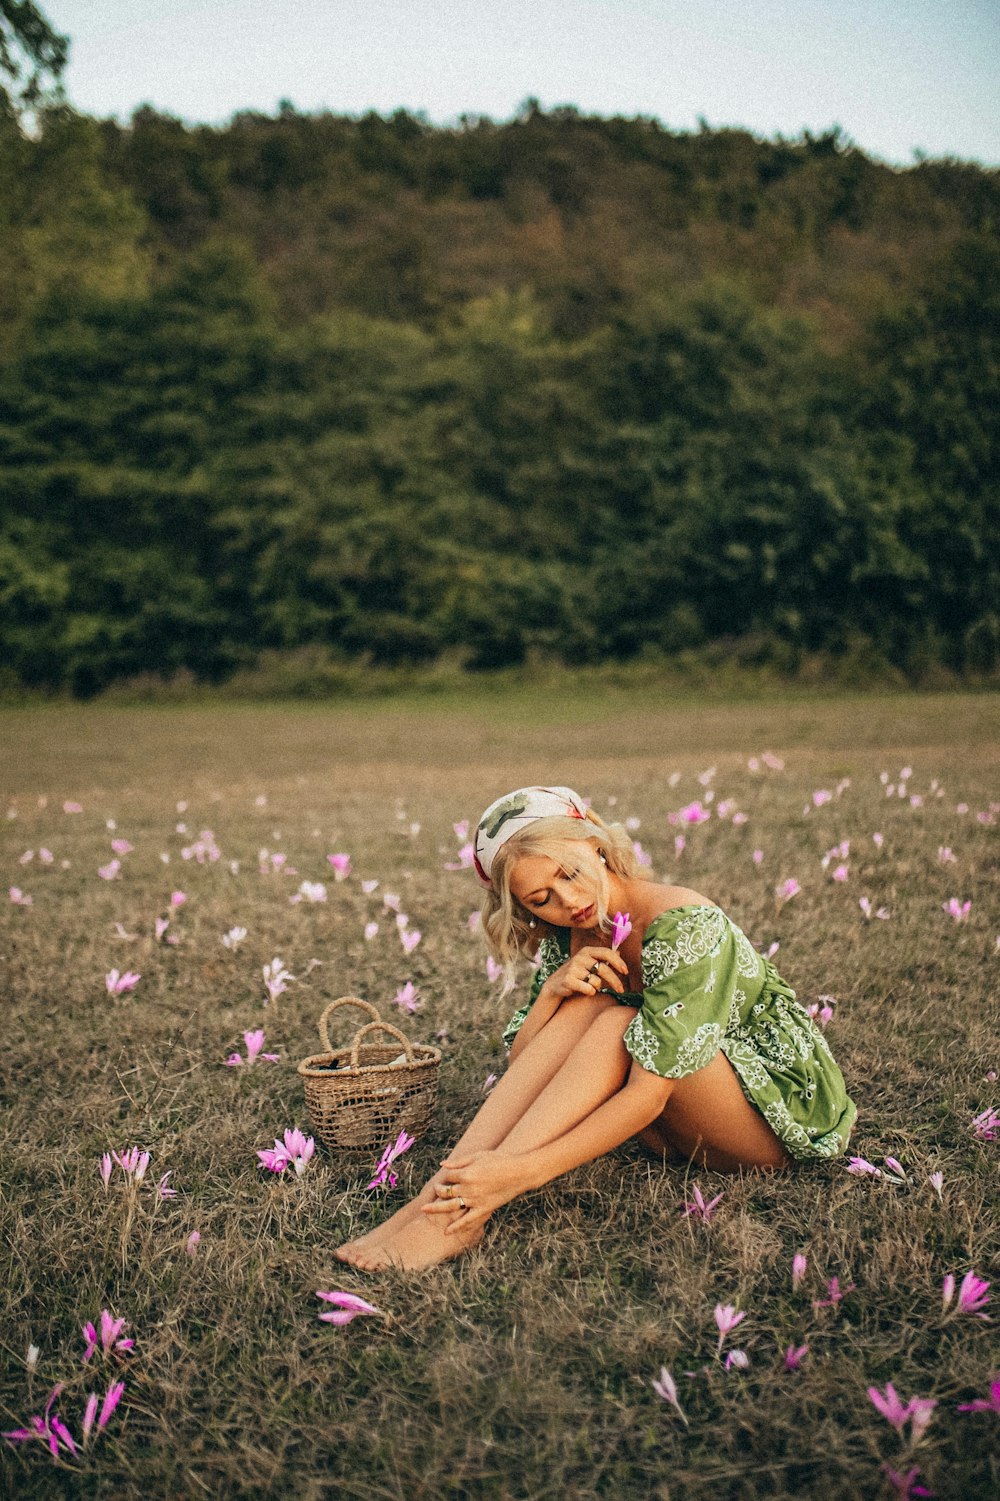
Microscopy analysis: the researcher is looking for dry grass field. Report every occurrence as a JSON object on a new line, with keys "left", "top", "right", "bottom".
{"left": 2, "top": 690, "right": 998, "bottom": 1499}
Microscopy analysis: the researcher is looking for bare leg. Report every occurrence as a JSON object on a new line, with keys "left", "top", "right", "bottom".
{"left": 641, "top": 1050, "right": 792, "bottom": 1172}
{"left": 335, "top": 995, "right": 618, "bottom": 1260}
{"left": 344, "top": 1007, "right": 637, "bottom": 1270}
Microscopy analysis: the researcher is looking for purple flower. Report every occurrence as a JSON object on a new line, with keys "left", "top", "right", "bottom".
{"left": 366, "top": 1130, "right": 416, "bottom": 1191}
{"left": 105, "top": 969, "right": 141, "bottom": 996}
{"left": 400, "top": 927, "right": 422, "bottom": 954}
{"left": 724, "top": 1349, "right": 749, "bottom": 1371}
{"left": 651, "top": 1366, "right": 688, "bottom": 1424}
{"left": 391, "top": 981, "right": 421, "bottom": 1013}
{"left": 847, "top": 1156, "right": 882, "bottom": 1179}
{"left": 972, "top": 1107, "right": 1000, "bottom": 1142}
{"left": 316, "top": 1291, "right": 381, "bottom": 1325}
{"left": 257, "top": 1127, "right": 315, "bottom": 1176}
{"left": 942, "top": 1270, "right": 990, "bottom": 1317}
{"left": 82, "top": 1310, "right": 133, "bottom": 1364}
{"left": 813, "top": 1276, "right": 855, "bottom": 1308}
{"left": 957, "top": 1377, "right": 1000, "bottom": 1416}
{"left": 713, "top": 1303, "right": 746, "bottom": 1352}
{"left": 881, "top": 1464, "right": 935, "bottom": 1499}
{"left": 681, "top": 1184, "right": 723, "bottom": 1222}
{"left": 2, "top": 1384, "right": 78, "bottom": 1460}
{"left": 791, "top": 1252, "right": 808, "bottom": 1290}
{"left": 611, "top": 911, "right": 632, "bottom": 950}
{"left": 775, "top": 877, "right": 800, "bottom": 905}
{"left": 784, "top": 1344, "right": 809, "bottom": 1371}
{"left": 943, "top": 897, "right": 971, "bottom": 922}
{"left": 327, "top": 853, "right": 352, "bottom": 881}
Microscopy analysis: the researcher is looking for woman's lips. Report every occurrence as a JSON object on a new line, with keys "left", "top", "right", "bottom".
{"left": 572, "top": 903, "right": 595, "bottom": 924}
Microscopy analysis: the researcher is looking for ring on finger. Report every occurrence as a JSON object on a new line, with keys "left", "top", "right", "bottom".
{"left": 590, "top": 961, "right": 601, "bottom": 975}
{"left": 458, "top": 1197, "right": 467, "bottom": 1210}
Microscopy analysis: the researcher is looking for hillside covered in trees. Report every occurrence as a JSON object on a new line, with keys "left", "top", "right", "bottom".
{"left": 1, "top": 100, "right": 998, "bottom": 693}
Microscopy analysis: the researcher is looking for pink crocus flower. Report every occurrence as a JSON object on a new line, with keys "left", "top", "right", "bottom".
{"left": 443, "top": 842, "right": 475, "bottom": 871}
{"left": 928, "top": 1171, "right": 944, "bottom": 1201}
{"left": 957, "top": 1377, "right": 1000, "bottom": 1416}
{"left": 872, "top": 832, "right": 884, "bottom": 849}
{"left": 752, "top": 849, "right": 764, "bottom": 866}
{"left": 847, "top": 1156, "right": 882, "bottom": 1178}
{"left": 170, "top": 890, "right": 186, "bottom": 908}
{"left": 942, "top": 1271, "right": 990, "bottom": 1317}
{"left": 366, "top": 1129, "right": 416, "bottom": 1191}
{"left": 110, "top": 839, "right": 133, "bottom": 856}
{"left": 111, "top": 1147, "right": 151, "bottom": 1182}
{"left": 154, "top": 916, "right": 170, "bottom": 942}
{"left": 327, "top": 853, "right": 352, "bottom": 880}
{"left": 674, "top": 834, "right": 686, "bottom": 859}
{"left": 315, "top": 1291, "right": 381, "bottom": 1325}
{"left": 453, "top": 820, "right": 470, "bottom": 841}
{"left": 784, "top": 1344, "right": 809, "bottom": 1371}
{"left": 82, "top": 1311, "right": 133, "bottom": 1364}
{"left": 713, "top": 1303, "right": 746, "bottom": 1352}
{"left": 868, "top": 1382, "right": 915, "bottom": 1435}
{"left": 482, "top": 1073, "right": 498, "bottom": 1094}
{"left": 391, "top": 981, "right": 421, "bottom": 1013}
{"left": 361, "top": 879, "right": 379, "bottom": 894}
{"left": 382, "top": 891, "right": 401, "bottom": 912}
{"left": 105, "top": 969, "right": 141, "bottom": 996}
{"left": 881, "top": 1464, "right": 935, "bottom": 1499}
{"left": 943, "top": 897, "right": 971, "bottom": 922}
{"left": 972, "top": 1108, "right": 1000, "bottom": 1141}
{"left": 262, "top": 957, "right": 293, "bottom": 1005}
{"left": 859, "top": 896, "right": 891, "bottom": 920}
{"left": 185, "top": 1229, "right": 202, "bottom": 1255}
{"left": 2, "top": 1383, "right": 78, "bottom": 1460}
{"left": 611, "top": 911, "right": 632, "bottom": 950}
{"left": 650, "top": 1367, "right": 688, "bottom": 1424}
{"left": 98, "top": 860, "right": 121, "bottom": 881}
{"left": 681, "top": 1184, "right": 723, "bottom": 1222}
{"left": 99, "top": 1153, "right": 113, "bottom": 1188}
{"left": 256, "top": 1127, "right": 314, "bottom": 1176}
{"left": 814, "top": 1276, "right": 855, "bottom": 1308}
{"left": 64, "top": 801, "right": 83, "bottom": 813}
{"left": 792, "top": 1252, "right": 808, "bottom": 1290}
{"left": 831, "top": 864, "right": 849, "bottom": 883}
{"left": 9, "top": 886, "right": 33, "bottom": 905}
{"left": 724, "top": 1349, "right": 749, "bottom": 1371}
{"left": 486, "top": 955, "right": 504, "bottom": 983}
{"left": 937, "top": 846, "right": 957, "bottom": 865}
{"left": 364, "top": 921, "right": 379, "bottom": 941}
{"left": 400, "top": 927, "right": 422, "bottom": 954}
{"left": 677, "top": 800, "right": 711, "bottom": 825}
{"left": 775, "top": 877, "right": 800, "bottom": 905}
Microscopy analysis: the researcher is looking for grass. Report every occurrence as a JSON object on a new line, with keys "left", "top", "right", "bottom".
{"left": 1, "top": 692, "right": 998, "bottom": 1499}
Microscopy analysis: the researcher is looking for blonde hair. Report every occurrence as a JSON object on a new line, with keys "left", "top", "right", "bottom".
{"left": 481, "top": 808, "right": 644, "bottom": 987}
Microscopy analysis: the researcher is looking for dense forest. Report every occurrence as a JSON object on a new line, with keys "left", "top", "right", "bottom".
{"left": 1, "top": 91, "right": 998, "bottom": 693}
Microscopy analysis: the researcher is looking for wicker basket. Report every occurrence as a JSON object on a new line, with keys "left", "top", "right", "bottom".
{"left": 297, "top": 996, "right": 441, "bottom": 1150}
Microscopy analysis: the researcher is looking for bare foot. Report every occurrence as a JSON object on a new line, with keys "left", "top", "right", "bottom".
{"left": 334, "top": 1184, "right": 437, "bottom": 1261}
{"left": 340, "top": 1210, "right": 483, "bottom": 1270}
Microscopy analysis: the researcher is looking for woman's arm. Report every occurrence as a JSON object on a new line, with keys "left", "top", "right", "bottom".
{"left": 431, "top": 1064, "right": 674, "bottom": 1233}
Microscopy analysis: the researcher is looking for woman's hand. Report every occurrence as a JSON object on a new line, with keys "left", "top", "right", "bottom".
{"left": 544, "top": 945, "right": 628, "bottom": 1001}
{"left": 421, "top": 1150, "right": 526, "bottom": 1236}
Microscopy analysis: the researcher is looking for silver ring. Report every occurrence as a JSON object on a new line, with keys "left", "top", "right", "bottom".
{"left": 458, "top": 1197, "right": 467, "bottom": 1210}
{"left": 590, "top": 962, "right": 601, "bottom": 975}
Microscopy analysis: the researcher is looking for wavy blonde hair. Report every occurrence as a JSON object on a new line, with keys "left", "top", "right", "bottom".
{"left": 481, "top": 808, "right": 645, "bottom": 987}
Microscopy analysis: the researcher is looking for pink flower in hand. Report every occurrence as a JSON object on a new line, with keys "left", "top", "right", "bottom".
{"left": 611, "top": 911, "right": 632, "bottom": 949}
{"left": 316, "top": 1291, "right": 381, "bottom": 1325}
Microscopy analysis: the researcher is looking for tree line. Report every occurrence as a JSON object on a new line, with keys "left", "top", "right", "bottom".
{"left": 0, "top": 96, "right": 998, "bottom": 693}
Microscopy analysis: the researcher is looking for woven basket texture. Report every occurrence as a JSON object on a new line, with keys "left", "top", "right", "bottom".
{"left": 297, "top": 997, "right": 441, "bottom": 1150}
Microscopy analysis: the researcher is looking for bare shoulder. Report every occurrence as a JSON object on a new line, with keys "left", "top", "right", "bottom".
{"left": 630, "top": 881, "right": 716, "bottom": 928}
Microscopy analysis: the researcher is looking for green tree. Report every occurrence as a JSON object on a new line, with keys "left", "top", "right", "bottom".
{"left": 0, "top": 0, "right": 67, "bottom": 115}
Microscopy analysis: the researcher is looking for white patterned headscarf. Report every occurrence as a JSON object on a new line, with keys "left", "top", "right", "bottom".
{"left": 473, "top": 786, "right": 590, "bottom": 887}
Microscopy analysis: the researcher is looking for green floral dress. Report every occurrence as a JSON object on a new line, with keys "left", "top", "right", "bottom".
{"left": 503, "top": 904, "right": 856, "bottom": 1162}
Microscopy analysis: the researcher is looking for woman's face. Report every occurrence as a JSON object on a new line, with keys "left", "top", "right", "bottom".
{"left": 507, "top": 841, "right": 604, "bottom": 928}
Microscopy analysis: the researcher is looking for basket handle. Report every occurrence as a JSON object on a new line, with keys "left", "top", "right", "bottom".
{"left": 318, "top": 996, "right": 381, "bottom": 1052}
{"left": 349, "top": 1020, "right": 416, "bottom": 1070}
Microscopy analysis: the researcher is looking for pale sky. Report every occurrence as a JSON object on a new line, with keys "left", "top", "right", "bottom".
{"left": 51, "top": 0, "right": 1000, "bottom": 165}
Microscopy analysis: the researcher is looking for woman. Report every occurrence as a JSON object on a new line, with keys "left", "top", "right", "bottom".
{"left": 335, "top": 785, "right": 856, "bottom": 1270}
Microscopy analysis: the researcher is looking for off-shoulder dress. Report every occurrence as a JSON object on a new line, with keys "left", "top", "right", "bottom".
{"left": 502, "top": 904, "right": 856, "bottom": 1161}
